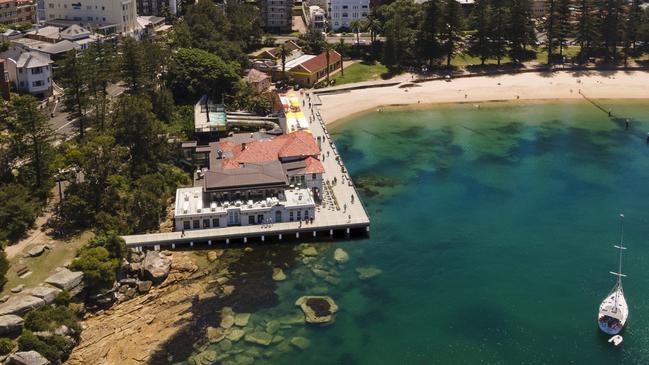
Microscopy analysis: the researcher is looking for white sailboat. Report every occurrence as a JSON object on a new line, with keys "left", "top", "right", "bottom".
{"left": 597, "top": 214, "right": 629, "bottom": 335}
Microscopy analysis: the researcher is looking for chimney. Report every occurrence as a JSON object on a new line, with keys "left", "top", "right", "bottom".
{"left": 0, "top": 60, "right": 9, "bottom": 102}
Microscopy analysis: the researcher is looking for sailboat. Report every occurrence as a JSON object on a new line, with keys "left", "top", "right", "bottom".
{"left": 597, "top": 214, "right": 629, "bottom": 335}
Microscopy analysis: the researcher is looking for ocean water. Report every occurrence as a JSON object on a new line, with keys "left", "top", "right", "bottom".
{"left": 179, "top": 100, "right": 649, "bottom": 365}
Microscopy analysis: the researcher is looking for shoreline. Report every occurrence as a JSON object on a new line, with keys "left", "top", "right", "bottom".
{"left": 318, "top": 70, "right": 649, "bottom": 126}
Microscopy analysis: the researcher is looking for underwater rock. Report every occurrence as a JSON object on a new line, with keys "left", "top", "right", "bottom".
{"left": 191, "top": 350, "right": 217, "bottom": 365}
{"left": 333, "top": 248, "right": 349, "bottom": 264}
{"left": 356, "top": 266, "right": 382, "bottom": 280}
{"left": 277, "top": 312, "right": 305, "bottom": 326}
{"left": 221, "top": 314, "right": 235, "bottom": 329}
{"left": 227, "top": 328, "right": 245, "bottom": 342}
{"left": 265, "top": 320, "right": 280, "bottom": 335}
{"left": 234, "top": 313, "right": 251, "bottom": 327}
{"left": 295, "top": 296, "right": 339, "bottom": 324}
{"left": 272, "top": 268, "right": 286, "bottom": 281}
{"left": 290, "top": 336, "right": 311, "bottom": 350}
{"left": 206, "top": 326, "right": 226, "bottom": 343}
{"left": 244, "top": 331, "right": 273, "bottom": 346}
{"left": 301, "top": 246, "right": 318, "bottom": 257}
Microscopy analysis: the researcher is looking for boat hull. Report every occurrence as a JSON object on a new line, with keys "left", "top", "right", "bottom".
{"left": 598, "top": 317, "right": 624, "bottom": 335}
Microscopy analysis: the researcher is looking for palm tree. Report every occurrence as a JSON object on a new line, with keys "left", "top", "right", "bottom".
{"left": 350, "top": 19, "right": 364, "bottom": 51}
{"left": 365, "top": 12, "right": 380, "bottom": 44}
{"left": 325, "top": 44, "right": 332, "bottom": 85}
{"left": 337, "top": 38, "right": 345, "bottom": 76}
{"left": 277, "top": 44, "right": 290, "bottom": 79}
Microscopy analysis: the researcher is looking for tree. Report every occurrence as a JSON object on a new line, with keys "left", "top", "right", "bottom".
{"left": 120, "top": 37, "right": 148, "bottom": 94}
{"left": 168, "top": 48, "right": 240, "bottom": 101}
{"left": 7, "top": 95, "right": 54, "bottom": 195}
{"left": 81, "top": 43, "right": 116, "bottom": 131}
{"left": 546, "top": 0, "right": 557, "bottom": 64}
{"left": 299, "top": 28, "right": 327, "bottom": 54}
{"left": 508, "top": 0, "right": 536, "bottom": 61}
{"left": 490, "top": 0, "right": 509, "bottom": 65}
{"left": 58, "top": 49, "right": 88, "bottom": 140}
{"left": 69, "top": 246, "right": 120, "bottom": 294}
{"left": 417, "top": 0, "right": 443, "bottom": 67}
{"left": 0, "top": 183, "right": 39, "bottom": 243}
{"left": 365, "top": 12, "right": 381, "bottom": 44}
{"left": 440, "top": 0, "right": 464, "bottom": 68}
{"left": 350, "top": 19, "right": 365, "bottom": 52}
{"left": 152, "top": 86, "right": 175, "bottom": 122}
{"left": 555, "top": 0, "right": 572, "bottom": 58}
{"left": 468, "top": 0, "right": 492, "bottom": 65}
{"left": 277, "top": 43, "right": 290, "bottom": 79}
{"left": 600, "top": 0, "right": 623, "bottom": 62}
{"left": 576, "top": 0, "right": 600, "bottom": 63}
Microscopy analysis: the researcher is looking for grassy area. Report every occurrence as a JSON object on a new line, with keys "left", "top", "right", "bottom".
{"left": 2, "top": 231, "right": 93, "bottom": 296}
{"left": 333, "top": 62, "right": 389, "bottom": 85}
{"left": 452, "top": 53, "right": 512, "bottom": 67}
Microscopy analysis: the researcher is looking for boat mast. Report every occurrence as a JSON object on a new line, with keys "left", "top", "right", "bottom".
{"left": 611, "top": 214, "right": 626, "bottom": 309}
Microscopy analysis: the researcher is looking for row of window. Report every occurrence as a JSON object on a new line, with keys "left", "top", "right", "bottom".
{"left": 334, "top": 4, "right": 368, "bottom": 10}
{"left": 19, "top": 79, "right": 49, "bottom": 88}
{"left": 181, "top": 209, "right": 312, "bottom": 230}
{"left": 332, "top": 12, "right": 367, "bottom": 18}
{"left": 48, "top": 3, "right": 107, "bottom": 10}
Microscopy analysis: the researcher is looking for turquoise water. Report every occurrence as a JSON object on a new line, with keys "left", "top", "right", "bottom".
{"left": 177, "top": 100, "right": 649, "bottom": 365}
{"left": 271, "top": 101, "right": 649, "bottom": 364}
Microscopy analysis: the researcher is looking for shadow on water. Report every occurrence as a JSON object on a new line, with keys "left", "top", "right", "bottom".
{"left": 148, "top": 243, "right": 300, "bottom": 364}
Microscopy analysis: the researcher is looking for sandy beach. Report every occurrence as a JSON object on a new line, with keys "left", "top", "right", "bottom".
{"left": 318, "top": 70, "right": 649, "bottom": 124}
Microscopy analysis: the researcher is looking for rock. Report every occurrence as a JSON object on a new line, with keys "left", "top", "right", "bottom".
{"left": 226, "top": 328, "right": 245, "bottom": 342}
{"left": 290, "top": 336, "right": 311, "bottom": 350}
{"left": 45, "top": 269, "right": 83, "bottom": 291}
{"left": 191, "top": 350, "right": 217, "bottom": 365}
{"left": 277, "top": 312, "right": 305, "bottom": 326}
{"left": 6, "top": 351, "right": 50, "bottom": 365}
{"left": 128, "top": 262, "right": 141, "bottom": 274}
{"left": 29, "top": 286, "right": 62, "bottom": 304}
{"left": 53, "top": 325, "right": 72, "bottom": 336}
{"left": 216, "top": 277, "right": 229, "bottom": 285}
{"left": 206, "top": 250, "right": 222, "bottom": 262}
{"left": 333, "top": 248, "right": 349, "bottom": 264}
{"left": 0, "top": 295, "right": 9, "bottom": 303}
{"left": 0, "top": 314, "right": 24, "bottom": 335}
{"left": 244, "top": 331, "right": 273, "bottom": 346}
{"left": 272, "top": 268, "right": 286, "bottom": 281}
{"left": 312, "top": 268, "right": 329, "bottom": 279}
{"left": 324, "top": 275, "right": 341, "bottom": 286}
{"left": 220, "top": 314, "right": 235, "bottom": 329}
{"left": 234, "top": 313, "right": 250, "bottom": 327}
{"left": 233, "top": 354, "right": 254, "bottom": 365}
{"left": 265, "top": 320, "right": 280, "bottom": 335}
{"left": 222, "top": 285, "right": 235, "bottom": 296}
{"left": 295, "top": 296, "right": 339, "bottom": 324}
{"left": 356, "top": 266, "right": 382, "bottom": 280}
{"left": 272, "top": 335, "right": 284, "bottom": 344}
{"left": 243, "top": 247, "right": 253, "bottom": 252}
{"left": 27, "top": 245, "right": 47, "bottom": 257}
{"left": 0, "top": 295, "right": 46, "bottom": 316}
{"left": 11, "top": 285, "right": 24, "bottom": 293}
{"left": 301, "top": 246, "right": 318, "bottom": 256}
{"left": 206, "top": 326, "right": 225, "bottom": 343}
{"left": 142, "top": 251, "right": 172, "bottom": 284}
{"left": 136, "top": 280, "right": 152, "bottom": 294}
{"left": 119, "top": 278, "right": 137, "bottom": 287}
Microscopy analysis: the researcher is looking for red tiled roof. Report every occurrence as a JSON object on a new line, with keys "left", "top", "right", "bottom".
{"left": 218, "top": 131, "right": 320, "bottom": 166}
{"left": 296, "top": 50, "right": 341, "bottom": 74}
{"left": 304, "top": 156, "right": 325, "bottom": 174}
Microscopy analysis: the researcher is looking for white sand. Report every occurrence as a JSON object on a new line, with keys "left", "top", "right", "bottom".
{"left": 318, "top": 71, "right": 649, "bottom": 124}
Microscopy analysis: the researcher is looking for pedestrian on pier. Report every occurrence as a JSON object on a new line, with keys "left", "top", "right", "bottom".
{"left": 181, "top": 229, "right": 185, "bottom": 238}
{"left": 351, "top": 194, "right": 354, "bottom": 204}
{"left": 343, "top": 203, "right": 347, "bottom": 212}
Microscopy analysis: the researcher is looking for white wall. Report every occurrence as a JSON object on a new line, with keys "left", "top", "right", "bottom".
{"left": 44, "top": 0, "right": 137, "bottom": 34}
{"left": 6, "top": 56, "right": 52, "bottom": 95}
{"left": 327, "top": 0, "right": 369, "bottom": 31}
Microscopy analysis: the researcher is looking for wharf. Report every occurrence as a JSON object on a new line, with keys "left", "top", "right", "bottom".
{"left": 122, "top": 92, "right": 370, "bottom": 250}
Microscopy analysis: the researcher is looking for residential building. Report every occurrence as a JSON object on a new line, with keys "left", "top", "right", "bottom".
{"left": 327, "top": 0, "right": 368, "bottom": 31}
{"left": 135, "top": 0, "right": 176, "bottom": 16}
{"left": 309, "top": 5, "right": 326, "bottom": 30}
{"left": 0, "top": 0, "right": 17, "bottom": 25}
{"left": 0, "top": 59, "right": 10, "bottom": 100}
{"left": 43, "top": 0, "right": 138, "bottom": 35}
{"left": 174, "top": 130, "right": 324, "bottom": 231}
{"left": 260, "top": 0, "right": 293, "bottom": 33}
{"left": 244, "top": 68, "right": 271, "bottom": 94}
{"left": 36, "top": 0, "right": 42, "bottom": 20}
{"left": 16, "top": 0, "right": 35, "bottom": 23}
{"left": 531, "top": 0, "right": 547, "bottom": 18}
{"left": 136, "top": 15, "right": 171, "bottom": 38}
{"left": 285, "top": 49, "right": 342, "bottom": 87}
{"left": 4, "top": 49, "right": 52, "bottom": 96}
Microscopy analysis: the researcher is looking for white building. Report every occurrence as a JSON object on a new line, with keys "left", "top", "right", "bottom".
{"left": 4, "top": 50, "right": 52, "bottom": 96}
{"left": 43, "top": 0, "right": 137, "bottom": 35}
{"left": 309, "top": 5, "right": 326, "bottom": 30}
{"left": 327, "top": 0, "right": 368, "bottom": 31}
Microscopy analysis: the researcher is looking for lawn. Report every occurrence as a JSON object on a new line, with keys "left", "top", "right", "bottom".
{"left": 2, "top": 231, "right": 93, "bottom": 296}
{"left": 333, "top": 62, "right": 389, "bottom": 85}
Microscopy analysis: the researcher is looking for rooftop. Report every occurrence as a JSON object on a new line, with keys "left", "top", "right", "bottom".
{"left": 14, "top": 51, "right": 52, "bottom": 68}
{"left": 203, "top": 161, "right": 288, "bottom": 191}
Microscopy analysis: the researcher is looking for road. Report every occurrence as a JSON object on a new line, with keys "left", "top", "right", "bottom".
{"left": 50, "top": 82, "right": 127, "bottom": 140}
{"left": 269, "top": 34, "right": 383, "bottom": 45}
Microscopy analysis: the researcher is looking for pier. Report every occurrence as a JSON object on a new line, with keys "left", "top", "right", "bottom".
{"left": 122, "top": 91, "right": 370, "bottom": 250}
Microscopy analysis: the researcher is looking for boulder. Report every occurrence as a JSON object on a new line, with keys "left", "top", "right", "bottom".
{"left": 27, "top": 245, "right": 47, "bottom": 257}
{"left": 234, "top": 313, "right": 250, "bottom": 327}
{"left": 119, "top": 278, "right": 137, "bottom": 287}
{"left": 233, "top": 354, "right": 254, "bottom": 365}
{"left": 0, "top": 295, "right": 46, "bottom": 316}
{"left": 206, "top": 326, "right": 225, "bottom": 343}
{"left": 142, "top": 251, "right": 171, "bottom": 284}
{"left": 137, "top": 280, "right": 152, "bottom": 293}
{"left": 53, "top": 325, "right": 72, "bottom": 337}
{"left": 11, "top": 285, "right": 24, "bottom": 294}
{"left": 0, "top": 314, "right": 24, "bottom": 335}
{"left": 271, "top": 268, "right": 286, "bottom": 281}
{"left": 290, "top": 336, "right": 311, "bottom": 350}
{"left": 191, "top": 350, "right": 217, "bottom": 365}
{"left": 265, "top": 320, "right": 280, "bottom": 334}
{"left": 333, "top": 248, "right": 349, "bottom": 264}
{"left": 45, "top": 269, "right": 83, "bottom": 291}
{"left": 301, "top": 246, "right": 318, "bottom": 257}
{"left": 244, "top": 331, "right": 273, "bottom": 346}
{"left": 29, "top": 286, "right": 62, "bottom": 304}
{"left": 207, "top": 250, "right": 222, "bottom": 262}
{"left": 295, "top": 296, "right": 339, "bottom": 324}
{"left": 226, "top": 328, "right": 245, "bottom": 342}
{"left": 220, "top": 314, "right": 235, "bottom": 329}
{"left": 356, "top": 266, "right": 382, "bottom": 280}
{"left": 6, "top": 351, "right": 50, "bottom": 365}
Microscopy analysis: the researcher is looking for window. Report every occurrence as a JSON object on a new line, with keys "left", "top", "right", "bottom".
{"left": 342, "top": 5, "right": 348, "bottom": 8}
{"left": 183, "top": 221, "right": 190, "bottom": 230}
{"left": 304, "top": 210, "right": 309, "bottom": 219}
{"left": 31, "top": 67, "right": 42, "bottom": 75}
{"left": 212, "top": 218, "right": 219, "bottom": 227}
{"left": 297, "top": 210, "right": 302, "bottom": 220}
{"left": 32, "top": 80, "right": 44, "bottom": 87}
{"left": 312, "top": 173, "right": 316, "bottom": 179}
{"left": 203, "top": 219, "right": 210, "bottom": 228}
{"left": 193, "top": 220, "right": 200, "bottom": 229}
{"left": 257, "top": 215, "right": 263, "bottom": 224}
{"left": 289, "top": 211, "right": 294, "bottom": 221}
{"left": 248, "top": 215, "right": 255, "bottom": 225}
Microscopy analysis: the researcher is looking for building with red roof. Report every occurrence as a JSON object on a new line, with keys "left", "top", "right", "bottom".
{"left": 287, "top": 50, "right": 342, "bottom": 88}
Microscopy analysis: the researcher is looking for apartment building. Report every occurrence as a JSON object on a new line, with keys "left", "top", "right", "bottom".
{"left": 16, "top": 0, "right": 36, "bottom": 23}
{"left": 327, "top": 0, "right": 369, "bottom": 31}
{"left": 260, "top": 0, "right": 293, "bottom": 33}
{"left": 4, "top": 50, "right": 53, "bottom": 96}
{"left": 135, "top": 0, "right": 177, "bottom": 16}
{"left": 43, "top": 0, "right": 138, "bottom": 35}
{"left": 0, "top": 0, "right": 17, "bottom": 25}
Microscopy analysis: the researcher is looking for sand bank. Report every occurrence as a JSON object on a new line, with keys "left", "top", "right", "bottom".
{"left": 318, "top": 70, "right": 649, "bottom": 125}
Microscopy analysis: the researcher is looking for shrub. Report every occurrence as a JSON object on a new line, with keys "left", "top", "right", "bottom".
{"left": 18, "top": 331, "right": 71, "bottom": 362}
{"left": 0, "top": 338, "right": 14, "bottom": 355}
{"left": 24, "top": 306, "right": 81, "bottom": 334}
